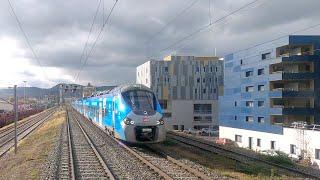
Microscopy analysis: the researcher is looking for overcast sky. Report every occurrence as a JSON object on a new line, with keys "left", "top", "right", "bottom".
{"left": 0, "top": 0, "right": 319, "bottom": 88}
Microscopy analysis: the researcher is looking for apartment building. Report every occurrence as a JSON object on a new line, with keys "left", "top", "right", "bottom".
{"left": 137, "top": 55, "right": 224, "bottom": 130}
{"left": 219, "top": 35, "right": 320, "bottom": 167}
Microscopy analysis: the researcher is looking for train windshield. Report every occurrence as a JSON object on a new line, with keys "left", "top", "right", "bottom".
{"left": 122, "top": 90, "right": 156, "bottom": 115}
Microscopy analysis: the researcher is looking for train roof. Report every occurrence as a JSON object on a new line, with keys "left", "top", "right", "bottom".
{"left": 108, "top": 84, "right": 151, "bottom": 94}
{"left": 82, "top": 84, "right": 152, "bottom": 99}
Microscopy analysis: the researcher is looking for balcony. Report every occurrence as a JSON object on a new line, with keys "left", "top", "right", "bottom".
{"left": 270, "top": 107, "right": 315, "bottom": 115}
{"left": 269, "top": 71, "right": 316, "bottom": 81}
{"left": 271, "top": 115, "right": 315, "bottom": 126}
{"left": 269, "top": 88, "right": 314, "bottom": 98}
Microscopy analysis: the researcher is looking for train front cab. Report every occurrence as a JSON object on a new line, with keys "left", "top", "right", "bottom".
{"left": 115, "top": 89, "right": 166, "bottom": 143}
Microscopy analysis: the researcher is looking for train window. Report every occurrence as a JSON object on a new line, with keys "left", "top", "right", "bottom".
{"left": 122, "top": 90, "right": 156, "bottom": 114}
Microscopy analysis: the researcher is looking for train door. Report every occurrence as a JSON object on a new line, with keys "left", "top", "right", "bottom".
{"left": 111, "top": 100, "right": 115, "bottom": 134}
{"left": 98, "top": 100, "right": 103, "bottom": 126}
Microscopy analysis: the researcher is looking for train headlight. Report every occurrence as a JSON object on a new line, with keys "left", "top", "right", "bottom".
{"left": 157, "top": 118, "right": 164, "bottom": 125}
{"left": 124, "top": 117, "right": 134, "bottom": 125}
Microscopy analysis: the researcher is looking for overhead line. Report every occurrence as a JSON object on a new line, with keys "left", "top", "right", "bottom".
{"left": 73, "top": 0, "right": 102, "bottom": 80}
{"left": 75, "top": 0, "right": 118, "bottom": 82}
{"left": 233, "top": 22, "right": 320, "bottom": 54}
{"left": 7, "top": 0, "right": 49, "bottom": 80}
{"left": 156, "top": 0, "right": 260, "bottom": 55}
{"left": 146, "top": 0, "right": 199, "bottom": 44}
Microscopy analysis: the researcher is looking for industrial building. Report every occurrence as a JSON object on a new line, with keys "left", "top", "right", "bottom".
{"left": 219, "top": 35, "right": 320, "bottom": 167}
{"left": 137, "top": 55, "right": 223, "bottom": 130}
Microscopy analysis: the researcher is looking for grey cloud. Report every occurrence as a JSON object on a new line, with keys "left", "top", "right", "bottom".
{"left": 0, "top": 0, "right": 319, "bottom": 87}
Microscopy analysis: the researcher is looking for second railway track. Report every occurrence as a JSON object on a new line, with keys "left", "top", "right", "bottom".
{"left": 0, "top": 107, "right": 56, "bottom": 157}
{"left": 167, "top": 131, "right": 320, "bottom": 179}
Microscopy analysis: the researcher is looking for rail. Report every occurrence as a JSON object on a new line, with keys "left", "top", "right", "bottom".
{"left": 167, "top": 131, "right": 320, "bottom": 179}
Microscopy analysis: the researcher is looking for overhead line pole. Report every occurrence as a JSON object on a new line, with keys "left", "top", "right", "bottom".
{"left": 13, "top": 85, "right": 18, "bottom": 154}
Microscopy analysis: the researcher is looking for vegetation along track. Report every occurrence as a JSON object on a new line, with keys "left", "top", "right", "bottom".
{"left": 167, "top": 131, "right": 320, "bottom": 179}
{"left": 69, "top": 107, "right": 213, "bottom": 180}
{"left": 0, "top": 107, "right": 56, "bottom": 157}
{"left": 57, "top": 109, "right": 114, "bottom": 179}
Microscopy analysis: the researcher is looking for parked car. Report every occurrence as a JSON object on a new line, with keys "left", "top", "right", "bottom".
{"left": 183, "top": 128, "right": 200, "bottom": 135}
{"left": 261, "top": 150, "right": 278, "bottom": 156}
{"left": 288, "top": 154, "right": 301, "bottom": 162}
{"left": 215, "top": 138, "right": 235, "bottom": 146}
{"left": 199, "top": 128, "right": 219, "bottom": 136}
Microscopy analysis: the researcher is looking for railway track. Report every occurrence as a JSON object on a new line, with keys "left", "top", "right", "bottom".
{"left": 69, "top": 108, "right": 213, "bottom": 180}
{"left": 0, "top": 107, "right": 56, "bottom": 157}
{"left": 58, "top": 110, "right": 114, "bottom": 179}
{"left": 167, "top": 131, "right": 320, "bottom": 179}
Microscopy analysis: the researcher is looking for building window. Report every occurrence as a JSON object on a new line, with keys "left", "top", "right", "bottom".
{"left": 258, "top": 85, "right": 265, "bottom": 92}
{"left": 203, "top": 89, "right": 206, "bottom": 94}
{"left": 159, "top": 100, "right": 168, "bottom": 109}
{"left": 164, "top": 67, "right": 168, "bottom": 72}
{"left": 245, "top": 70, "right": 253, "bottom": 77}
{"left": 246, "top": 116, "right": 254, "bottom": 122}
{"left": 290, "top": 144, "right": 296, "bottom": 154}
{"left": 210, "top": 66, "right": 213, "bottom": 72}
{"left": 262, "top": 52, "right": 271, "bottom": 60}
{"left": 195, "top": 88, "right": 197, "bottom": 94}
{"left": 240, "top": 59, "right": 243, "bottom": 65}
{"left": 215, "top": 77, "right": 218, "bottom": 83}
{"left": 197, "top": 78, "right": 200, "bottom": 83}
{"left": 216, "top": 67, "right": 218, "bottom": 72}
{"left": 204, "top": 116, "right": 212, "bottom": 122}
{"left": 245, "top": 86, "right": 254, "bottom": 92}
{"left": 235, "top": 135, "right": 242, "bottom": 143}
{"left": 209, "top": 78, "right": 212, "bottom": 82}
{"left": 203, "top": 67, "right": 206, "bottom": 72}
{"left": 257, "top": 138, "right": 261, "bottom": 147}
{"left": 234, "top": 116, "right": 237, "bottom": 120}
{"left": 246, "top": 101, "right": 254, "bottom": 107}
{"left": 194, "top": 116, "right": 202, "bottom": 121}
{"left": 173, "top": 125, "right": 179, "bottom": 130}
{"left": 194, "top": 104, "right": 212, "bottom": 114}
{"left": 258, "top": 68, "right": 265, "bottom": 75}
{"left": 258, "top": 117, "right": 265, "bottom": 123}
{"left": 167, "top": 78, "right": 170, "bottom": 83}
{"left": 258, "top": 101, "right": 264, "bottom": 107}
{"left": 315, "top": 149, "right": 320, "bottom": 160}
{"left": 213, "top": 88, "right": 217, "bottom": 93}
{"left": 203, "top": 78, "right": 206, "bottom": 83}
{"left": 271, "top": 141, "right": 276, "bottom": 149}
{"left": 163, "top": 113, "right": 172, "bottom": 118}
{"left": 196, "top": 67, "right": 200, "bottom": 73}
{"left": 235, "top": 101, "right": 237, "bottom": 107}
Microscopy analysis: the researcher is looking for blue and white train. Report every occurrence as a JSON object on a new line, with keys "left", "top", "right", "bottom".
{"left": 72, "top": 84, "right": 166, "bottom": 143}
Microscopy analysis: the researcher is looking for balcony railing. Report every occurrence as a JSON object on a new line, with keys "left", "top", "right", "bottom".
{"left": 193, "top": 110, "right": 212, "bottom": 114}
{"left": 270, "top": 88, "right": 313, "bottom": 92}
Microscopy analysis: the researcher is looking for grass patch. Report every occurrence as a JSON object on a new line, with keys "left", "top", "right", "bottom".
{"left": 235, "top": 161, "right": 278, "bottom": 176}
{"left": 262, "top": 151, "right": 295, "bottom": 167}
{"left": 0, "top": 110, "right": 65, "bottom": 180}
